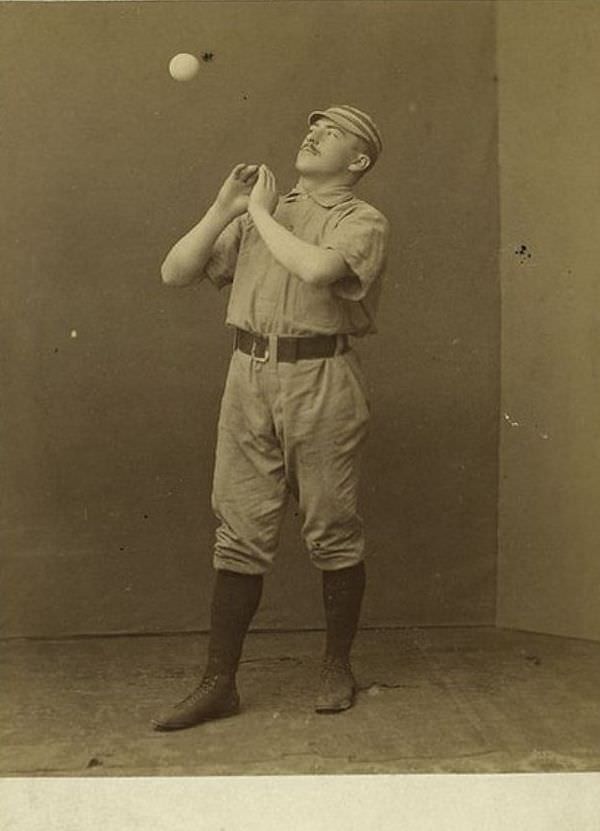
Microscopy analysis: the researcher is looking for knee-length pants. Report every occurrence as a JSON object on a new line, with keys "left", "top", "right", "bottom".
{"left": 211, "top": 342, "right": 370, "bottom": 574}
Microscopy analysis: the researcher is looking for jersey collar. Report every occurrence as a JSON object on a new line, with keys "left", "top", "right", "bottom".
{"left": 283, "top": 181, "right": 355, "bottom": 208}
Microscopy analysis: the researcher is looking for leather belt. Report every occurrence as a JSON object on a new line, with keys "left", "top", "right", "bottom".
{"left": 234, "top": 328, "right": 349, "bottom": 363}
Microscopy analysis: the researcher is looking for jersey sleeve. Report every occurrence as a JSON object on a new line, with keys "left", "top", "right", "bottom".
{"left": 203, "top": 215, "right": 245, "bottom": 289}
{"left": 323, "top": 204, "right": 390, "bottom": 301}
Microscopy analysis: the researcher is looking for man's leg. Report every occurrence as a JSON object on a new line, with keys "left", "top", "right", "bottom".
{"left": 316, "top": 561, "right": 366, "bottom": 712}
{"left": 280, "top": 350, "right": 371, "bottom": 712}
{"left": 152, "top": 351, "right": 287, "bottom": 731}
{"left": 152, "top": 569, "right": 263, "bottom": 731}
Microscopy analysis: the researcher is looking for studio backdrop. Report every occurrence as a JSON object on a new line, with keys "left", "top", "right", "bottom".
{"left": 1, "top": 1, "right": 499, "bottom": 637}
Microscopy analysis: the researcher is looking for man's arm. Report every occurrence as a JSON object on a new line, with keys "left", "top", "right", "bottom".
{"left": 248, "top": 166, "right": 349, "bottom": 287}
{"left": 161, "top": 163, "right": 259, "bottom": 287}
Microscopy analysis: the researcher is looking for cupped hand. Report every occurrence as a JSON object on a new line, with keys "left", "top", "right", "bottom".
{"left": 248, "top": 165, "right": 279, "bottom": 217}
{"left": 215, "top": 163, "right": 260, "bottom": 217}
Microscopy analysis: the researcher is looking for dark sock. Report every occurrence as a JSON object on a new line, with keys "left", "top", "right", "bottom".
{"left": 205, "top": 569, "right": 263, "bottom": 677}
{"left": 322, "top": 562, "right": 366, "bottom": 661}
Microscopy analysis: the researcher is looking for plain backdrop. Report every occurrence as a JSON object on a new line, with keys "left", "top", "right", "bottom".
{"left": 1, "top": 1, "right": 499, "bottom": 637}
{"left": 497, "top": 0, "right": 600, "bottom": 642}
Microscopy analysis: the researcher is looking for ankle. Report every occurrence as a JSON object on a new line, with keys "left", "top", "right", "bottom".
{"left": 323, "top": 653, "right": 352, "bottom": 668}
{"left": 204, "top": 663, "right": 238, "bottom": 681}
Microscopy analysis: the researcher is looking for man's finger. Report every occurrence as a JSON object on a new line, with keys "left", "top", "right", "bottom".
{"left": 231, "top": 163, "right": 247, "bottom": 179}
{"left": 240, "top": 164, "right": 259, "bottom": 182}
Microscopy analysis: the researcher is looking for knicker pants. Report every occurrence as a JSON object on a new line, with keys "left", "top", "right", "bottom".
{"left": 211, "top": 341, "right": 370, "bottom": 574}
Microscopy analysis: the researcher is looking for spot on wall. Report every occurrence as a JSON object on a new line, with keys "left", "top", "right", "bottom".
{"left": 202, "top": 52, "right": 215, "bottom": 63}
{"left": 504, "top": 412, "right": 520, "bottom": 428}
{"left": 515, "top": 244, "right": 532, "bottom": 262}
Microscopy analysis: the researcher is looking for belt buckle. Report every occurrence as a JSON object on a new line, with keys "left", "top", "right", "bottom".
{"left": 250, "top": 337, "right": 269, "bottom": 363}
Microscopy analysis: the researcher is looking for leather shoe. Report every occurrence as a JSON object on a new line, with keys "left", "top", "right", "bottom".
{"left": 315, "top": 657, "right": 356, "bottom": 713}
{"left": 151, "top": 673, "right": 240, "bottom": 732}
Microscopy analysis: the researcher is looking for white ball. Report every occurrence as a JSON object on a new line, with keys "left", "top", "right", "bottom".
{"left": 169, "top": 53, "right": 200, "bottom": 82}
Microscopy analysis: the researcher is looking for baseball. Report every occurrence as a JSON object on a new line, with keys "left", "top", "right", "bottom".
{"left": 169, "top": 53, "right": 200, "bottom": 82}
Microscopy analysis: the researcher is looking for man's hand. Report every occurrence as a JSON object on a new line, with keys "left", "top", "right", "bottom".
{"left": 215, "top": 163, "right": 260, "bottom": 219}
{"left": 248, "top": 165, "right": 279, "bottom": 218}
{"left": 248, "top": 164, "right": 349, "bottom": 287}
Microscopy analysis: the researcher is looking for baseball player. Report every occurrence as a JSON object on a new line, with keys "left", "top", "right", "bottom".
{"left": 152, "top": 105, "right": 389, "bottom": 731}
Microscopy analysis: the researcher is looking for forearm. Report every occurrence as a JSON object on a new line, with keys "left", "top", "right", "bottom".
{"left": 161, "top": 203, "right": 237, "bottom": 287}
{"left": 249, "top": 207, "right": 347, "bottom": 286}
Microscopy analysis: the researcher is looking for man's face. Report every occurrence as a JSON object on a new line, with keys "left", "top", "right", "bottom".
{"left": 295, "top": 117, "right": 368, "bottom": 178}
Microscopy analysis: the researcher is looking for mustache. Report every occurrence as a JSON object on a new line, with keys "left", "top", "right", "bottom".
{"left": 300, "top": 142, "right": 320, "bottom": 154}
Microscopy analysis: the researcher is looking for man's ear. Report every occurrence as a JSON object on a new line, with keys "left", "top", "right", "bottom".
{"left": 348, "top": 154, "right": 371, "bottom": 173}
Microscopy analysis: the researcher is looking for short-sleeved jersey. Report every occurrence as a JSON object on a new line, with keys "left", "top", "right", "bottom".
{"left": 204, "top": 181, "right": 389, "bottom": 337}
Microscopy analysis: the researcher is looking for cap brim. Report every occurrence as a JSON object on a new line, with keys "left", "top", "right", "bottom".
{"left": 306, "top": 108, "right": 381, "bottom": 163}
{"left": 307, "top": 110, "right": 328, "bottom": 126}
{"left": 308, "top": 109, "right": 372, "bottom": 143}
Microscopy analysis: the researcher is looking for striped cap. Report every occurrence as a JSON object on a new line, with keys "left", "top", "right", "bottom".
{"left": 308, "top": 105, "right": 383, "bottom": 164}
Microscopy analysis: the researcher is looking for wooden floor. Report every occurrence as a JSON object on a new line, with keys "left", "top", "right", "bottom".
{"left": 2, "top": 626, "right": 600, "bottom": 776}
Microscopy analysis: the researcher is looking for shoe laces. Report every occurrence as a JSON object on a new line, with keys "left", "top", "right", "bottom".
{"left": 320, "top": 656, "right": 353, "bottom": 680}
{"left": 179, "top": 674, "right": 222, "bottom": 706}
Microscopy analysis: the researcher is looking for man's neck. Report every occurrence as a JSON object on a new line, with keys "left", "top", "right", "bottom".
{"left": 297, "top": 174, "right": 354, "bottom": 194}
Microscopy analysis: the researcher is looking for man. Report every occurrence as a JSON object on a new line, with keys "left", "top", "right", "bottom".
{"left": 152, "top": 105, "right": 389, "bottom": 731}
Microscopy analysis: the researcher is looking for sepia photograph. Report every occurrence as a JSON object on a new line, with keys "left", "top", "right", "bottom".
{"left": 1, "top": 0, "right": 600, "bottom": 826}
